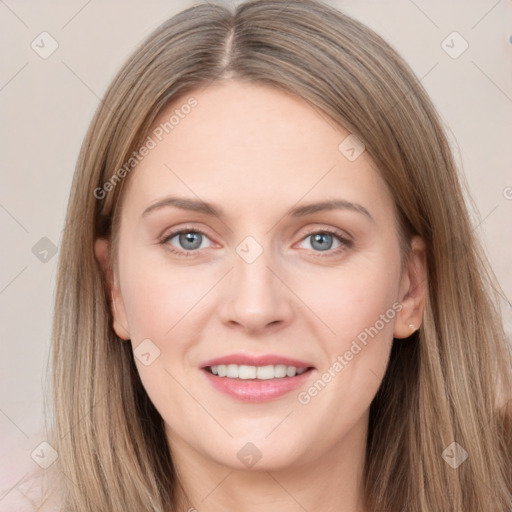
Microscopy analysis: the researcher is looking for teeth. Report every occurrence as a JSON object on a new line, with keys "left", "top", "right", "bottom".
{"left": 227, "top": 364, "right": 238, "bottom": 378}
{"left": 209, "top": 364, "right": 309, "bottom": 379}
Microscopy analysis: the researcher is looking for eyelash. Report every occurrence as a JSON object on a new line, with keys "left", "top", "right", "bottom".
{"left": 159, "top": 225, "right": 353, "bottom": 258}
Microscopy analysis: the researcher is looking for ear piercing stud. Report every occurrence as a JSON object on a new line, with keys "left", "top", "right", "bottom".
{"left": 408, "top": 324, "right": 416, "bottom": 332}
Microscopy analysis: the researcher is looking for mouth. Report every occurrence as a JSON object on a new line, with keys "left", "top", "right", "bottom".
{"left": 199, "top": 355, "right": 316, "bottom": 402}
{"left": 205, "top": 364, "right": 313, "bottom": 380}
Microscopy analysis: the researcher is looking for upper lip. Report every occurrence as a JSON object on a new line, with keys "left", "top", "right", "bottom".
{"left": 200, "top": 353, "right": 315, "bottom": 369}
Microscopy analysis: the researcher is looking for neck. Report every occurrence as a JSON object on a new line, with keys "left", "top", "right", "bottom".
{"left": 168, "top": 415, "right": 369, "bottom": 512}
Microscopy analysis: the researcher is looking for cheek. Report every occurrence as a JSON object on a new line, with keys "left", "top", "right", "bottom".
{"left": 305, "top": 254, "right": 401, "bottom": 343}
{"left": 119, "top": 251, "right": 212, "bottom": 343}
{"left": 294, "top": 270, "right": 399, "bottom": 432}
{"left": 304, "top": 252, "right": 401, "bottom": 401}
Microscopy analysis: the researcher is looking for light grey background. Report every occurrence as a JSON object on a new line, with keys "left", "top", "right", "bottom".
{"left": 1, "top": 0, "right": 511, "bottom": 504}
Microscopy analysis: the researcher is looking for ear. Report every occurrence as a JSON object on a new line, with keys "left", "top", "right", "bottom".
{"left": 94, "top": 238, "right": 131, "bottom": 340}
{"left": 394, "top": 236, "right": 427, "bottom": 339}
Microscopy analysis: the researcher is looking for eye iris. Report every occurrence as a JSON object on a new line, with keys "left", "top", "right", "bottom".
{"left": 172, "top": 231, "right": 339, "bottom": 252}
{"left": 311, "top": 233, "right": 333, "bottom": 251}
{"left": 179, "top": 232, "right": 202, "bottom": 250}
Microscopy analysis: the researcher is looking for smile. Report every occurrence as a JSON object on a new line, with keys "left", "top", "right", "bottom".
{"left": 207, "top": 364, "right": 310, "bottom": 379}
{"left": 200, "top": 354, "right": 316, "bottom": 402}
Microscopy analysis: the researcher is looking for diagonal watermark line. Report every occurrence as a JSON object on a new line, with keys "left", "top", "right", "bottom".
{"left": 60, "top": 60, "right": 102, "bottom": 101}
{"left": 266, "top": 164, "right": 337, "bottom": 234}
{"left": 471, "top": 470, "right": 502, "bottom": 509}
{"left": 0, "top": 408, "right": 29, "bottom": 438}
{"left": 0, "top": 62, "right": 29, "bottom": 92}
{"left": 162, "top": 367, "right": 234, "bottom": 438}
{"left": 398, "top": 476, "right": 430, "bottom": 512}
{"left": 265, "top": 265, "right": 336, "bottom": 335}
{"left": 387, "top": 61, "right": 439, "bottom": 114}
{"left": 272, "top": 0, "right": 295, "bottom": 20}
{"left": 367, "top": 367, "right": 381, "bottom": 382}
{"left": 471, "top": 0, "right": 502, "bottom": 29}
{"left": 467, "top": 398, "right": 512, "bottom": 456}
{"left": 0, "top": 265, "right": 28, "bottom": 295}
{"left": 200, "top": 470, "right": 233, "bottom": 502}
{"left": 61, "top": 61, "right": 121, "bottom": 120}
{"left": 0, "top": 471, "right": 30, "bottom": 503}
{"left": 15, "top": 479, "right": 41, "bottom": 507}
{"left": 266, "top": 472, "right": 311, "bottom": 511}
{"left": 58, "top": 469, "right": 104, "bottom": 512}
{"left": 472, "top": 204, "right": 499, "bottom": 231}
{"left": 61, "top": 0, "right": 92, "bottom": 29}
{"left": 406, "top": 204, "right": 501, "bottom": 310}
{"left": 407, "top": 0, "right": 439, "bottom": 28}
{"left": 471, "top": 61, "right": 512, "bottom": 104}
{"left": 0, "top": 0, "right": 29, "bottom": 28}
{"left": 164, "top": 267, "right": 234, "bottom": 336}
{"left": 60, "top": 373, "right": 122, "bottom": 440}
{"left": 265, "top": 409, "right": 294, "bottom": 438}
{"left": 0, "top": 202, "right": 29, "bottom": 233}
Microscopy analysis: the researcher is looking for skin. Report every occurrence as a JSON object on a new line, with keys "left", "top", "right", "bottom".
{"left": 95, "top": 79, "right": 426, "bottom": 512}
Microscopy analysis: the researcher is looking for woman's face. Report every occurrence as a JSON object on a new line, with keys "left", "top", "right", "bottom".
{"left": 96, "top": 79, "right": 425, "bottom": 473}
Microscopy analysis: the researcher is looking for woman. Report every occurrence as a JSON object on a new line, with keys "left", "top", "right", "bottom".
{"left": 43, "top": 0, "right": 512, "bottom": 510}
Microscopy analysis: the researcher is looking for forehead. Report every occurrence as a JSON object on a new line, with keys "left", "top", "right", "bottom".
{"left": 122, "top": 79, "right": 392, "bottom": 220}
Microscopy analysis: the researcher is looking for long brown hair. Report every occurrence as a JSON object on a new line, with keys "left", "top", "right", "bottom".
{"left": 47, "top": 0, "right": 512, "bottom": 510}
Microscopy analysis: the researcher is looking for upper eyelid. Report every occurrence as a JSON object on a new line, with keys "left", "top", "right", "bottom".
{"left": 162, "top": 223, "right": 350, "bottom": 238}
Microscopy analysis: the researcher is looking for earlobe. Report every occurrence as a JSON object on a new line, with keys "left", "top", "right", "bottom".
{"left": 393, "top": 236, "right": 427, "bottom": 339}
{"left": 111, "top": 302, "right": 131, "bottom": 341}
{"left": 94, "top": 238, "right": 131, "bottom": 340}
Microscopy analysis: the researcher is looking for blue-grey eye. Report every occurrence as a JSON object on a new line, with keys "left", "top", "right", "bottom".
{"left": 166, "top": 231, "right": 208, "bottom": 251}
{"left": 179, "top": 232, "right": 202, "bottom": 250}
{"left": 310, "top": 233, "right": 335, "bottom": 251}
{"left": 297, "top": 231, "right": 344, "bottom": 252}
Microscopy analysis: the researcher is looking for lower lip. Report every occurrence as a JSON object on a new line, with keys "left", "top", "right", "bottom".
{"left": 202, "top": 368, "right": 314, "bottom": 402}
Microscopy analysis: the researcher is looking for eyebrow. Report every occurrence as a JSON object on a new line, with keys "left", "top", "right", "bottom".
{"left": 142, "top": 195, "right": 374, "bottom": 222}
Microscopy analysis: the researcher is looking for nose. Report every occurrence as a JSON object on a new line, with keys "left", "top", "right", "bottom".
{"left": 218, "top": 245, "right": 295, "bottom": 335}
